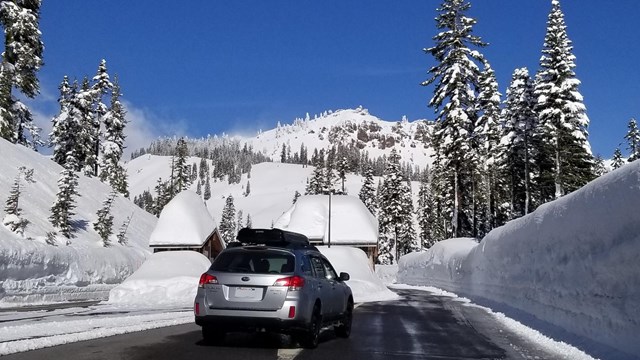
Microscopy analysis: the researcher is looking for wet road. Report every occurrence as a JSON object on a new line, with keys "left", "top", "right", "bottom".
{"left": 2, "top": 289, "right": 558, "bottom": 360}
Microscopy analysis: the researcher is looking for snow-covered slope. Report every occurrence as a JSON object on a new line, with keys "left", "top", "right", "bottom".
{"left": 126, "top": 155, "right": 417, "bottom": 231}
{"left": 242, "top": 107, "right": 434, "bottom": 167}
{"left": 0, "top": 138, "right": 157, "bottom": 305}
{"left": 397, "top": 161, "right": 640, "bottom": 359}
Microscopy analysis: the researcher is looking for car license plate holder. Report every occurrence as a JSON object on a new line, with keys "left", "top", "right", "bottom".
{"left": 234, "top": 287, "right": 261, "bottom": 300}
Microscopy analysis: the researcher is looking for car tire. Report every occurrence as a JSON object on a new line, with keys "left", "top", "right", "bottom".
{"left": 299, "top": 305, "right": 322, "bottom": 349}
{"left": 202, "top": 326, "right": 225, "bottom": 345}
{"left": 335, "top": 300, "right": 353, "bottom": 338}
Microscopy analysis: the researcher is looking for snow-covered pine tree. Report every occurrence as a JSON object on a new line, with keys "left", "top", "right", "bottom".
{"left": 89, "top": 59, "right": 113, "bottom": 176}
{"left": 358, "top": 165, "right": 377, "bottom": 216}
{"left": 3, "top": 166, "right": 34, "bottom": 235}
{"left": 416, "top": 170, "right": 438, "bottom": 249}
{"left": 0, "top": 0, "right": 44, "bottom": 143}
{"left": 11, "top": 100, "right": 42, "bottom": 149}
{"left": 422, "top": 0, "right": 487, "bottom": 237}
{"left": 49, "top": 154, "right": 80, "bottom": 239}
{"left": 305, "top": 164, "right": 325, "bottom": 195}
{"left": 51, "top": 76, "right": 78, "bottom": 166}
{"left": 93, "top": 190, "right": 116, "bottom": 247}
{"left": 624, "top": 118, "right": 640, "bottom": 162}
{"left": 612, "top": 148, "right": 624, "bottom": 170}
{"left": 171, "top": 138, "right": 191, "bottom": 193}
{"left": 75, "top": 77, "right": 97, "bottom": 175}
{"left": 99, "top": 76, "right": 128, "bottom": 197}
{"left": 593, "top": 155, "right": 607, "bottom": 177}
{"left": 396, "top": 181, "right": 418, "bottom": 257}
{"left": 196, "top": 179, "right": 202, "bottom": 195}
{"left": 116, "top": 213, "right": 132, "bottom": 245}
{"left": 336, "top": 156, "right": 349, "bottom": 193}
{"left": 500, "top": 67, "right": 538, "bottom": 219}
{"left": 152, "top": 177, "right": 169, "bottom": 216}
{"left": 198, "top": 157, "right": 208, "bottom": 182}
{"left": 377, "top": 149, "right": 414, "bottom": 264}
{"left": 203, "top": 175, "right": 211, "bottom": 200}
{"left": 219, "top": 195, "right": 236, "bottom": 244}
{"left": 236, "top": 209, "right": 244, "bottom": 233}
{"left": 534, "top": 0, "right": 594, "bottom": 200}
{"left": 476, "top": 60, "right": 503, "bottom": 234}
{"left": 245, "top": 213, "right": 252, "bottom": 229}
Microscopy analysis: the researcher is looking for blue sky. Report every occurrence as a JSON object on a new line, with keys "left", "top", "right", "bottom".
{"left": 30, "top": 1, "right": 640, "bottom": 157}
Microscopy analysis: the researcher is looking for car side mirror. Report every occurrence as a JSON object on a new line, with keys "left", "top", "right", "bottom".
{"left": 339, "top": 272, "right": 350, "bottom": 281}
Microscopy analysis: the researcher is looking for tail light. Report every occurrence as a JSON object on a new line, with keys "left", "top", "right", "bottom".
{"left": 199, "top": 273, "right": 218, "bottom": 287}
{"left": 194, "top": 302, "right": 200, "bottom": 315}
{"left": 273, "top": 275, "right": 305, "bottom": 290}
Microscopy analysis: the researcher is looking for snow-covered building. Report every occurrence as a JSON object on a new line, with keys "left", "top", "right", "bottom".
{"left": 149, "top": 191, "right": 224, "bottom": 261}
{"left": 274, "top": 195, "right": 379, "bottom": 265}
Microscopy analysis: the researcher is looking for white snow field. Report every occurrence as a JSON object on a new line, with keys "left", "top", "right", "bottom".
{"left": 0, "top": 138, "right": 158, "bottom": 305}
{"left": 397, "top": 161, "right": 640, "bottom": 359}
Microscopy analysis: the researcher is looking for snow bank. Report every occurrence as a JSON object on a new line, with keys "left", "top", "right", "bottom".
{"left": 108, "top": 251, "right": 211, "bottom": 307}
{"left": 319, "top": 246, "right": 398, "bottom": 303}
{"left": 398, "top": 162, "right": 640, "bottom": 359}
{"left": 149, "top": 190, "right": 215, "bottom": 247}
{"left": 374, "top": 264, "right": 398, "bottom": 285}
{"left": 0, "top": 139, "right": 157, "bottom": 305}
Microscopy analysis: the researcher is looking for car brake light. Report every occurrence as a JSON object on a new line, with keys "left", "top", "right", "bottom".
{"left": 273, "top": 275, "right": 305, "bottom": 290}
{"left": 288, "top": 306, "right": 296, "bottom": 318}
{"left": 195, "top": 302, "right": 200, "bottom": 315}
{"left": 199, "top": 273, "right": 218, "bottom": 287}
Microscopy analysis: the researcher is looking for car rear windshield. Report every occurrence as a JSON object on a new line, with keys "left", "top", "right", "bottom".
{"left": 212, "top": 249, "right": 295, "bottom": 274}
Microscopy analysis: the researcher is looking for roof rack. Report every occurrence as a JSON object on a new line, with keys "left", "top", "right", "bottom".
{"left": 233, "top": 228, "right": 317, "bottom": 250}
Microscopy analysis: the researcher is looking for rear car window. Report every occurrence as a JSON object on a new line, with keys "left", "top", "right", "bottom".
{"left": 212, "top": 249, "right": 295, "bottom": 274}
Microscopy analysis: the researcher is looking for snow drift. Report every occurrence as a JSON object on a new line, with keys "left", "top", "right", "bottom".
{"left": 108, "top": 251, "right": 211, "bottom": 306}
{"left": 398, "top": 162, "right": 640, "bottom": 358}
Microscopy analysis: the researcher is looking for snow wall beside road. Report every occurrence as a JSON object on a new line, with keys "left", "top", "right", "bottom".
{"left": 397, "top": 161, "right": 640, "bottom": 359}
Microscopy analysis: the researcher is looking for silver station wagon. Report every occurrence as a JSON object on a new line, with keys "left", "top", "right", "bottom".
{"left": 194, "top": 228, "right": 353, "bottom": 348}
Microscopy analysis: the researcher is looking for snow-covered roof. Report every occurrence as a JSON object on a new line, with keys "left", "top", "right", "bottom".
{"left": 149, "top": 190, "right": 216, "bottom": 247}
{"left": 274, "top": 195, "right": 378, "bottom": 245}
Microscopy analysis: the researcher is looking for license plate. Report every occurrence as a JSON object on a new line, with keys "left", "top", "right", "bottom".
{"left": 235, "top": 287, "right": 260, "bottom": 299}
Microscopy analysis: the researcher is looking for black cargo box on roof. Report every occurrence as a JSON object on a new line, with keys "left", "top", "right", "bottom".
{"left": 235, "top": 228, "right": 310, "bottom": 247}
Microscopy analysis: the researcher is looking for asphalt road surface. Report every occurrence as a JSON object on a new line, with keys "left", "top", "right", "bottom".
{"left": 3, "top": 289, "right": 559, "bottom": 360}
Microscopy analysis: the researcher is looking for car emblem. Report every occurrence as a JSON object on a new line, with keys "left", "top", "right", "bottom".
{"left": 241, "top": 276, "right": 250, "bottom": 282}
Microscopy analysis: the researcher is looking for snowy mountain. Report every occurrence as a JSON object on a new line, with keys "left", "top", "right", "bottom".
{"left": 242, "top": 107, "right": 434, "bottom": 168}
{"left": 0, "top": 138, "right": 157, "bottom": 305}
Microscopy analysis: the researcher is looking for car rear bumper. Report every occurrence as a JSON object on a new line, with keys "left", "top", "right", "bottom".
{"left": 195, "top": 315, "right": 308, "bottom": 333}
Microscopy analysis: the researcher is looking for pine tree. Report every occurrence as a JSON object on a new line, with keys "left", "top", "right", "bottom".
{"left": 196, "top": 179, "right": 202, "bottom": 195}
{"left": 75, "top": 77, "right": 96, "bottom": 175}
{"left": 199, "top": 158, "right": 208, "bottom": 181}
{"left": 358, "top": 165, "right": 377, "bottom": 215}
{"left": 172, "top": 138, "right": 191, "bottom": 193}
{"left": 500, "top": 67, "right": 538, "bottom": 219}
{"left": 305, "top": 164, "right": 325, "bottom": 195}
{"left": 245, "top": 213, "right": 252, "bottom": 229}
{"left": 336, "top": 156, "right": 349, "bottom": 193}
{"left": 236, "top": 209, "right": 244, "bottom": 233}
{"left": 612, "top": 148, "right": 624, "bottom": 170}
{"left": 244, "top": 180, "right": 251, "bottom": 197}
{"left": 593, "top": 154, "right": 607, "bottom": 177}
{"left": 3, "top": 166, "right": 34, "bottom": 235}
{"left": 422, "top": 0, "right": 487, "bottom": 237}
{"left": 89, "top": 59, "right": 113, "bottom": 176}
{"left": 474, "top": 60, "right": 502, "bottom": 236}
{"left": 117, "top": 214, "right": 132, "bottom": 245}
{"left": 99, "top": 75, "right": 128, "bottom": 197}
{"left": 93, "top": 190, "right": 116, "bottom": 247}
{"left": 0, "top": 0, "right": 44, "bottom": 143}
{"left": 534, "top": 0, "right": 594, "bottom": 200}
{"left": 219, "top": 195, "right": 236, "bottom": 244}
{"left": 416, "top": 171, "right": 436, "bottom": 249}
{"left": 624, "top": 118, "right": 640, "bottom": 162}
{"left": 292, "top": 190, "right": 301, "bottom": 204}
{"left": 51, "top": 76, "right": 79, "bottom": 167}
{"left": 49, "top": 154, "right": 80, "bottom": 238}
{"left": 377, "top": 149, "right": 414, "bottom": 264}
{"left": 203, "top": 175, "right": 211, "bottom": 200}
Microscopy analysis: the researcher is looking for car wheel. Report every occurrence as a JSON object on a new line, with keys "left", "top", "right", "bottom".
{"left": 299, "top": 305, "right": 322, "bottom": 349}
{"left": 335, "top": 300, "right": 353, "bottom": 338}
{"left": 202, "top": 326, "right": 225, "bottom": 345}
